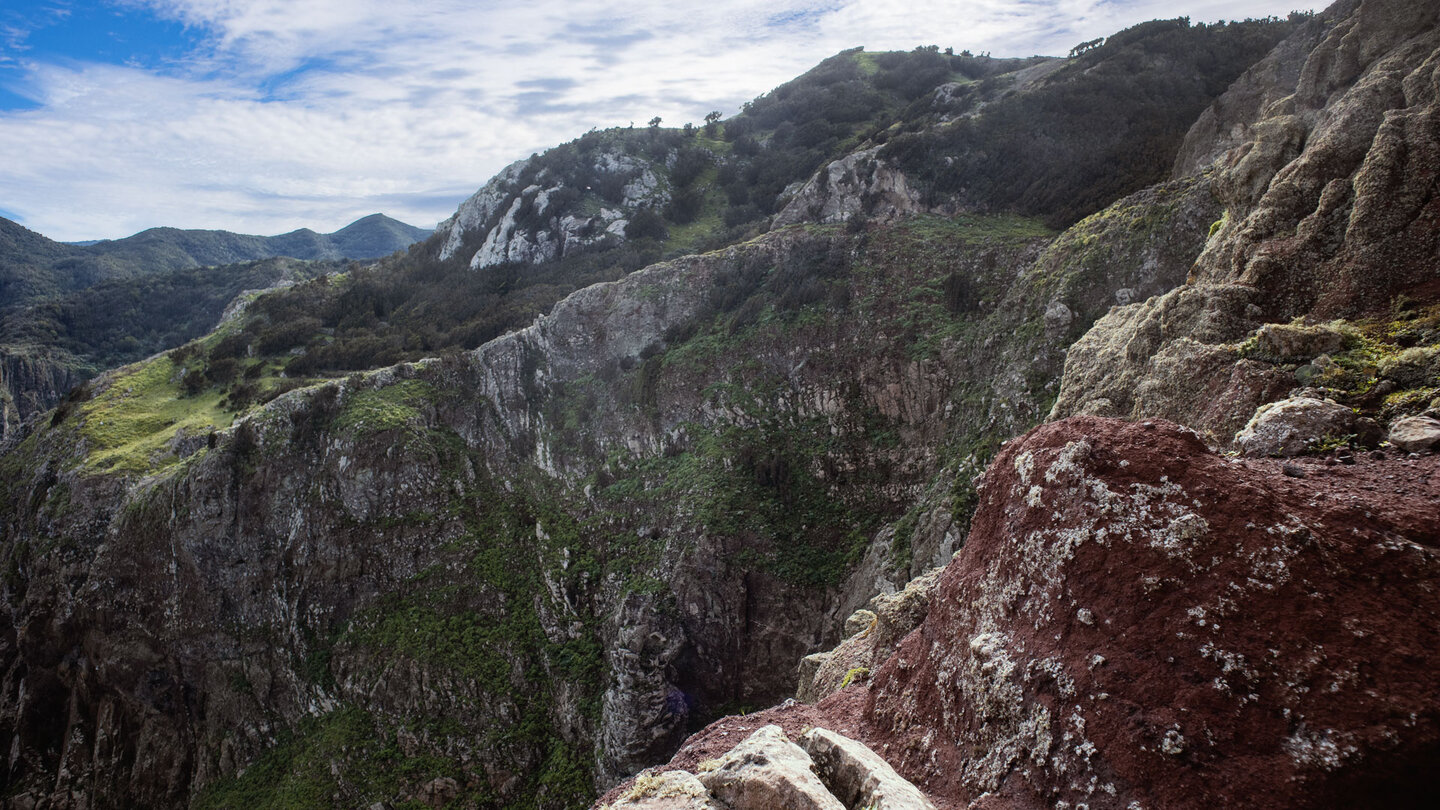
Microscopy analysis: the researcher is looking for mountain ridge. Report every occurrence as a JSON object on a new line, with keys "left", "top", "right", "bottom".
{"left": 0, "top": 212, "right": 431, "bottom": 308}
{"left": 3, "top": 4, "right": 1437, "bottom": 809}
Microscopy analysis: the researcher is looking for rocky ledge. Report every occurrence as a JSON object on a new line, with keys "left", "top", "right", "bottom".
{"left": 612, "top": 415, "right": 1440, "bottom": 809}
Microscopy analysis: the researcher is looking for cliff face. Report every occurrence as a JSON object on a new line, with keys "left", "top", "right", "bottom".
{"left": 0, "top": 177, "right": 1218, "bottom": 806}
{"left": 4, "top": 6, "right": 1421, "bottom": 809}
{"left": 0, "top": 348, "right": 87, "bottom": 448}
{"left": 434, "top": 148, "right": 671, "bottom": 271}
{"left": 669, "top": 415, "right": 1439, "bottom": 810}
{"left": 1054, "top": 0, "right": 1440, "bottom": 443}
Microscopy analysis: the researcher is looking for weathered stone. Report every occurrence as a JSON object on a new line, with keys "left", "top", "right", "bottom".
{"left": 864, "top": 416, "right": 1440, "bottom": 808}
{"left": 795, "top": 653, "right": 831, "bottom": 700}
{"left": 799, "top": 727, "right": 936, "bottom": 810}
{"left": 868, "top": 567, "right": 943, "bottom": 657}
{"left": 696, "top": 725, "right": 844, "bottom": 810}
{"left": 1378, "top": 346, "right": 1440, "bottom": 388}
{"left": 602, "top": 769, "right": 723, "bottom": 809}
{"left": 1253, "top": 322, "right": 1348, "bottom": 360}
{"left": 772, "top": 147, "right": 924, "bottom": 227}
{"left": 1056, "top": 0, "right": 1440, "bottom": 442}
{"left": 798, "top": 568, "right": 944, "bottom": 703}
{"left": 1388, "top": 415, "right": 1440, "bottom": 452}
{"left": 1234, "top": 395, "right": 1356, "bottom": 456}
{"left": 843, "top": 610, "right": 876, "bottom": 638}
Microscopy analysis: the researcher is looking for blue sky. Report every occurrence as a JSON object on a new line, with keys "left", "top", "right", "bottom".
{"left": 0, "top": 0, "right": 1313, "bottom": 242}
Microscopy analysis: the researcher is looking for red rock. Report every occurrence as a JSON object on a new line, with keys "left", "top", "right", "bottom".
{"left": 862, "top": 416, "right": 1440, "bottom": 809}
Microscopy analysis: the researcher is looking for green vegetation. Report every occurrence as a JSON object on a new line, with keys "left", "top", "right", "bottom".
{"left": 0, "top": 257, "right": 331, "bottom": 392}
{"left": 75, "top": 354, "right": 233, "bottom": 473}
{"left": 333, "top": 379, "right": 437, "bottom": 436}
{"left": 192, "top": 707, "right": 472, "bottom": 810}
{"left": 1234, "top": 297, "right": 1440, "bottom": 424}
{"left": 881, "top": 17, "right": 1295, "bottom": 227}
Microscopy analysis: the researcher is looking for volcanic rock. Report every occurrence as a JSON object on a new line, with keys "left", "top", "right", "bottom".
{"left": 797, "top": 567, "right": 943, "bottom": 703}
{"left": 601, "top": 770, "right": 722, "bottom": 809}
{"left": 1388, "top": 415, "right": 1440, "bottom": 452}
{"left": 1234, "top": 395, "right": 1356, "bottom": 456}
{"left": 695, "top": 725, "right": 844, "bottom": 810}
{"left": 799, "top": 727, "right": 936, "bottom": 810}
{"left": 1253, "top": 322, "right": 1349, "bottom": 360}
{"left": 862, "top": 415, "right": 1440, "bottom": 809}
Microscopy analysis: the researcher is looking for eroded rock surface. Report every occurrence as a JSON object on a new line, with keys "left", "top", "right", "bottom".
{"left": 1055, "top": 0, "right": 1440, "bottom": 443}
{"left": 800, "top": 726, "right": 936, "bottom": 810}
{"left": 1388, "top": 414, "right": 1440, "bottom": 451}
{"left": 1234, "top": 395, "right": 1358, "bottom": 456}
{"left": 862, "top": 416, "right": 1440, "bottom": 808}
{"left": 696, "top": 725, "right": 843, "bottom": 810}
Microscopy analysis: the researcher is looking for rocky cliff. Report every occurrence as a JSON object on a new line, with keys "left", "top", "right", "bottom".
{"left": 0, "top": 347, "right": 86, "bottom": 449}
{"left": 608, "top": 1, "right": 1440, "bottom": 807}
{"left": 1054, "top": 0, "right": 1440, "bottom": 444}
{"left": 3, "top": 4, "right": 1427, "bottom": 809}
{"left": 0, "top": 184, "right": 1220, "bottom": 807}
{"left": 623, "top": 415, "right": 1439, "bottom": 809}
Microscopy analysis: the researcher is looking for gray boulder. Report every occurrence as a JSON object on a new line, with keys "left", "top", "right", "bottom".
{"left": 697, "top": 725, "right": 844, "bottom": 810}
{"left": 800, "top": 727, "right": 936, "bottom": 810}
{"left": 1388, "top": 415, "right": 1440, "bottom": 453}
{"left": 1234, "top": 396, "right": 1355, "bottom": 456}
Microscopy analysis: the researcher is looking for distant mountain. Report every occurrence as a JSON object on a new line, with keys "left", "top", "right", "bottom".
{"left": 80, "top": 212, "right": 432, "bottom": 272}
{"left": 0, "top": 213, "right": 430, "bottom": 308}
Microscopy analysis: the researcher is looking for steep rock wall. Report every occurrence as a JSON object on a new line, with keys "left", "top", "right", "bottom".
{"left": 1054, "top": 0, "right": 1440, "bottom": 442}
{"left": 0, "top": 346, "right": 85, "bottom": 448}
{"left": 0, "top": 169, "right": 1223, "bottom": 806}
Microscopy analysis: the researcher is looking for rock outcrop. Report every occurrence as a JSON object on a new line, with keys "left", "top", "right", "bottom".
{"left": 601, "top": 725, "right": 933, "bottom": 810}
{"left": 696, "top": 725, "right": 843, "bottom": 810}
{"left": 0, "top": 346, "right": 86, "bottom": 447}
{"left": 1233, "top": 394, "right": 1359, "bottom": 456}
{"left": 772, "top": 147, "right": 925, "bottom": 228}
{"left": 637, "top": 416, "right": 1439, "bottom": 809}
{"left": 434, "top": 146, "right": 671, "bottom": 271}
{"left": 1054, "top": 0, "right": 1440, "bottom": 444}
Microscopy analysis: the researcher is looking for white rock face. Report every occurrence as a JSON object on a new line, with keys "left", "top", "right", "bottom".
{"left": 773, "top": 146, "right": 924, "bottom": 227}
{"left": 435, "top": 159, "right": 529, "bottom": 262}
{"left": 800, "top": 727, "right": 937, "bottom": 810}
{"left": 1234, "top": 396, "right": 1356, "bottom": 457}
{"left": 697, "top": 725, "right": 845, "bottom": 810}
{"left": 436, "top": 147, "right": 673, "bottom": 271}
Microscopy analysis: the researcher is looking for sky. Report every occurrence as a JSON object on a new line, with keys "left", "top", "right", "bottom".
{"left": 0, "top": 1, "right": 1314, "bottom": 242}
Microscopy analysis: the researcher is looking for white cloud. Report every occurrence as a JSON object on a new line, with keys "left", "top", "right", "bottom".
{"left": 2, "top": 0, "right": 1312, "bottom": 241}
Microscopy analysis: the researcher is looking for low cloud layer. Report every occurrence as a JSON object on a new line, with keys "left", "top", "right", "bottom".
{"left": 1, "top": 0, "right": 1307, "bottom": 241}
